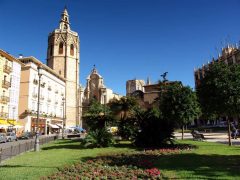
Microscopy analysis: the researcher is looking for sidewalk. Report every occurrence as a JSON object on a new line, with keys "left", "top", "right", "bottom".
{"left": 174, "top": 132, "right": 240, "bottom": 146}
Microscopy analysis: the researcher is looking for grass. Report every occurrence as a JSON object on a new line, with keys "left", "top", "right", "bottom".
{"left": 0, "top": 139, "right": 240, "bottom": 179}
{"left": 0, "top": 139, "right": 136, "bottom": 180}
{"left": 155, "top": 140, "right": 240, "bottom": 179}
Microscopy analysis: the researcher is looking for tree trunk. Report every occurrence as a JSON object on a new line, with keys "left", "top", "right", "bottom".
{"left": 181, "top": 125, "right": 184, "bottom": 140}
{"left": 227, "top": 117, "right": 232, "bottom": 146}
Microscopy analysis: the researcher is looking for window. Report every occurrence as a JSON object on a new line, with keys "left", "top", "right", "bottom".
{"left": 70, "top": 44, "right": 74, "bottom": 56}
{"left": 59, "top": 70, "right": 61, "bottom": 75}
{"left": 59, "top": 42, "right": 64, "bottom": 54}
{"left": 228, "top": 58, "right": 234, "bottom": 65}
{"left": 32, "top": 101, "right": 35, "bottom": 111}
{"left": 1, "top": 106, "right": 4, "bottom": 113}
{"left": 65, "top": 17, "right": 68, "bottom": 21}
{"left": 50, "top": 45, "right": 53, "bottom": 56}
{"left": 64, "top": 24, "right": 68, "bottom": 30}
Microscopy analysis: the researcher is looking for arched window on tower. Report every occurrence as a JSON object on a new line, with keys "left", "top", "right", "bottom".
{"left": 70, "top": 44, "right": 74, "bottom": 56}
{"left": 59, "top": 42, "right": 64, "bottom": 54}
{"left": 50, "top": 45, "right": 53, "bottom": 56}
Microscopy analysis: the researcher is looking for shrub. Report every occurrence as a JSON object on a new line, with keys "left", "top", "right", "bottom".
{"left": 81, "top": 128, "right": 115, "bottom": 148}
{"left": 117, "top": 117, "right": 139, "bottom": 140}
{"left": 134, "top": 108, "right": 175, "bottom": 148}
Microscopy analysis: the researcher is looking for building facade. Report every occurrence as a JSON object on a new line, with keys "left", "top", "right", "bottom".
{"left": 126, "top": 79, "right": 145, "bottom": 96}
{"left": 18, "top": 57, "right": 66, "bottom": 134}
{"left": 194, "top": 45, "right": 240, "bottom": 88}
{"left": 82, "top": 66, "right": 122, "bottom": 107}
{"left": 127, "top": 78, "right": 181, "bottom": 108}
{"left": 46, "top": 8, "right": 80, "bottom": 127}
{"left": 0, "top": 50, "right": 22, "bottom": 130}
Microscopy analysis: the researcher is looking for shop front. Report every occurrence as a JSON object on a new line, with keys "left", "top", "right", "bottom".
{"left": 31, "top": 117, "right": 46, "bottom": 135}
{"left": 47, "top": 119, "right": 63, "bottom": 134}
{"left": 0, "top": 119, "right": 23, "bottom": 133}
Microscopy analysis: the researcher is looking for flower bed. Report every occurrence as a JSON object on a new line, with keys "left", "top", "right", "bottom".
{"left": 42, "top": 146, "right": 194, "bottom": 180}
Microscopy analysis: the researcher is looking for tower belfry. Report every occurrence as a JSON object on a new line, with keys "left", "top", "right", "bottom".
{"left": 59, "top": 7, "right": 70, "bottom": 30}
{"left": 47, "top": 8, "right": 80, "bottom": 127}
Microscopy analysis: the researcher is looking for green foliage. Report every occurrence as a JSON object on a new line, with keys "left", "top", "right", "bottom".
{"left": 134, "top": 108, "right": 175, "bottom": 148}
{"left": 197, "top": 62, "right": 240, "bottom": 117}
{"left": 109, "top": 96, "right": 138, "bottom": 120}
{"left": 160, "top": 83, "right": 201, "bottom": 127}
{"left": 83, "top": 99, "right": 113, "bottom": 131}
{"left": 81, "top": 128, "right": 115, "bottom": 148}
{"left": 118, "top": 117, "right": 139, "bottom": 140}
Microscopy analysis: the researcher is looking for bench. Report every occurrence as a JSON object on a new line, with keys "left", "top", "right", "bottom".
{"left": 204, "top": 129, "right": 212, "bottom": 133}
{"left": 191, "top": 130, "right": 205, "bottom": 141}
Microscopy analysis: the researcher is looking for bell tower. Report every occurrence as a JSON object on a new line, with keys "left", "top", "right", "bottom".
{"left": 47, "top": 7, "right": 80, "bottom": 127}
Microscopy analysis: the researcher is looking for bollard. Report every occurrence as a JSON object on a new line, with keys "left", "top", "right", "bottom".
{"left": 11, "top": 146, "right": 13, "bottom": 157}
{"left": 0, "top": 148, "right": 2, "bottom": 163}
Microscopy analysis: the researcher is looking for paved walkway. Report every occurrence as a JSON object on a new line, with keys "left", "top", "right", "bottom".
{"left": 174, "top": 132, "right": 240, "bottom": 146}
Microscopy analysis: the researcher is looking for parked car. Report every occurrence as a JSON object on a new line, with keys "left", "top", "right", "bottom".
{"left": 18, "top": 132, "right": 35, "bottom": 140}
{"left": 6, "top": 132, "right": 17, "bottom": 142}
{"left": 0, "top": 133, "right": 7, "bottom": 143}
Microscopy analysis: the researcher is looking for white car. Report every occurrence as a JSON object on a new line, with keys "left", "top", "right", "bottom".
{"left": 0, "top": 133, "right": 7, "bottom": 143}
{"left": 6, "top": 132, "right": 17, "bottom": 142}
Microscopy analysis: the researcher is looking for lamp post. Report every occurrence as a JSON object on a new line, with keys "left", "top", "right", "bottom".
{"left": 103, "top": 92, "right": 107, "bottom": 127}
{"left": 12, "top": 106, "right": 16, "bottom": 120}
{"left": 34, "top": 66, "right": 43, "bottom": 152}
{"left": 62, "top": 97, "right": 65, "bottom": 139}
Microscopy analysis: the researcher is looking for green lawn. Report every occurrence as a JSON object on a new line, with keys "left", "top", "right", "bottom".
{"left": 0, "top": 140, "right": 136, "bottom": 180}
{"left": 0, "top": 139, "right": 240, "bottom": 179}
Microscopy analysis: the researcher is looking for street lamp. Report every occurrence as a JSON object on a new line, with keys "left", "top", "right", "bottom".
{"left": 35, "top": 66, "right": 43, "bottom": 152}
{"left": 62, "top": 97, "right": 65, "bottom": 139}
{"left": 103, "top": 92, "right": 107, "bottom": 127}
{"left": 12, "top": 106, "right": 16, "bottom": 120}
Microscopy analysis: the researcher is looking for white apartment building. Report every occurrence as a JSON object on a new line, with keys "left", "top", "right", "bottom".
{"left": 18, "top": 56, "right": 66, "bottom": 134}
{"left": 9, "top": 60, "right": 21, "bottom": 120}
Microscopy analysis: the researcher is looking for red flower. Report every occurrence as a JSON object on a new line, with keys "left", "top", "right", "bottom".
{"left": 145, "top": 168, "right": 161, "bottom": 176}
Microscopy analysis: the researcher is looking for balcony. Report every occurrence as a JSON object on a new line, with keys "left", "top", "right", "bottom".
{"left": 33, "top": 79, "right": 38, "bottom": 85}
{"left": 48, "top": 86, "right": 52, "bottom": 91}
{"left": 3, "top": 64, "right": 12, "bottom": 74}
{"left": 41, "top": 82, "right": 46, "bottom": 88}
{"left": 0, "top": 112, "right": 8, "bottom": 118}
{"left": 0, "top": 95, "right": 10, "bottom": 104}
{"left": 32, "top": 93, "right": 38, "bottom": 98}
{"left": 2, "top": 80, "right": 11, "bottom": 89}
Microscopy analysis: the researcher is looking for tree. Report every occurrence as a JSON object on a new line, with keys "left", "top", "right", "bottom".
{"left": 82, "top": 99, "right": 114, "bottom": 147}
{"left": 160, "top": 83, "right": 201, "bottom": 140}
{"left": 83, "top": 99, "right": 112, "bottom": 130}
{"left": 109, "top": 96, "right": 137, "bottom": 120}
{"left": 134, "top": 108, "right": 175, "bottom": 147}
{"left": 197, "top": 62, "right": 240, "bottom": 146}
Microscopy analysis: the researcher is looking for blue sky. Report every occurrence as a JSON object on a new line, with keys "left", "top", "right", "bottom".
{"left": 1, "top": 0, "right": 240, "bottom": 95}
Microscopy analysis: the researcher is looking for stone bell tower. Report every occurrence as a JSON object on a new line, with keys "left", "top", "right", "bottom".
{"left": 47, "top": 8, "right": 80, "bottom": 127}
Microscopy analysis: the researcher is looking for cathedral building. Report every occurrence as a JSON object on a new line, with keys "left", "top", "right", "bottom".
{"left": 82, "top": 66, "right": 122, "bottom": 110}
{"left": 126, "top": 78, "right": 181, "bottom": 108}
{"left": 46, "top": 8, "right": 81, "bottom": 127}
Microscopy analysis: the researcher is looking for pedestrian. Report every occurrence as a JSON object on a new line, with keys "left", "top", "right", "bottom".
{"left": 231, "top": 123, "right": 238, "bottom": 139}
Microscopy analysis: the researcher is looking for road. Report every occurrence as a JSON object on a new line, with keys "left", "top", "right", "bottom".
{"left": 174, "top": 132, "right": 240, "bottom": 145}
